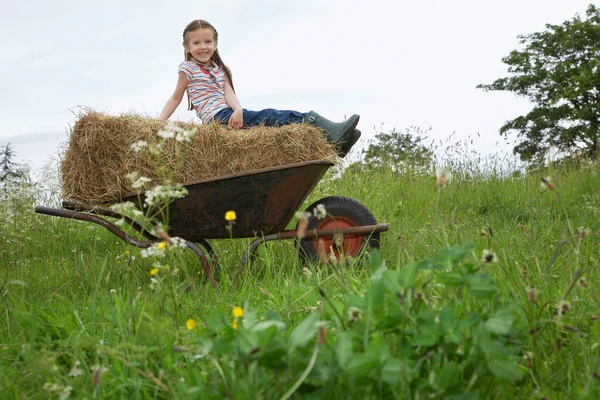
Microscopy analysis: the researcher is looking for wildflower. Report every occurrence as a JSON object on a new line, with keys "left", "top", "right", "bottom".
{"left": 68, "top": 360, "right": 83, "bottom": 377}
{"left": 225, "top": 210, "right": 237, "bottom": 222}
{"left": 130, "top": 140, "right": 148, "bottom": 152}
{"left": 527, "top": 286, "right": 536, "bottom": 303}
{"left": 540, "top": 176, "right": 555, "bottom": 190}
{"left": 140, "top": 243, "right": 166, "bottom": 259}
{"left": 144, "top": 185, "right": 188, "bottom": 207}
{"left": 481, "top": 249, "right": 498, "bottom": 264}
{"left": 157, "top": 241, "right": 167, "bottom": 250}
{"left": 186, "top": 319, "right": 196, "bottom": 330}
{"left": 131, "top": 176, "right": 152, "bottom": 190}
{"left": 157, "top": 127, "right": 175, "bottom": 139}
{"left": 170, "top": 237, "right": 188, "bottom": 248}
{"left": 232, "top": 306, "right": 244, "bottom": 318}
{"left": 232, "top": 319, "right": 239, "bottom": 330}
{"left": 296, "top": 212, "right": 309, "bottom": 239}
{"left": 317, "top": 324, "right": 327, "bottom": 346}
{"left": 436, "top": 169, "right": 452, "bottom": 187}
{"left": 559, "top": 301, "right": 571, "bottom": 315}
{"left": 578, "top": 227, "right": 590, "bottom": 239}
{"left": 347, "top": 307, "right": 361, "bottom": 325}
{"left": 110, "top": 201, "right": 137, "bottom": 213}
{"left": 92, "top": 365, "right": 108, "bottom": 388}
{"left": 313, "top": 204, "right": 327, "bottom": 220}
{"left": 317, "top": 239, "right": 327, "bottom": 264}
{"left": 174, "top": 128, "right": 195, "bottom": 142}
{"left": 150, "top": 268, "right": 159, "bottom": 276}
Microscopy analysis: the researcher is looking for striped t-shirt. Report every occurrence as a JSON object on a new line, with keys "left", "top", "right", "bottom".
{"left": 178, "top": 60, "right": 229, "bottom": 122}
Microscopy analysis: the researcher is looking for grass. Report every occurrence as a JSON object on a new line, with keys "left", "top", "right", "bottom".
{"left": 1, "top": 157, "right": 600, "bottom": 399}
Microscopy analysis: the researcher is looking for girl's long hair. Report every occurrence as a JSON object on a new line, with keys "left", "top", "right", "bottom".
{"left": 182, "top": 19, "right": 235, "bottom": 111}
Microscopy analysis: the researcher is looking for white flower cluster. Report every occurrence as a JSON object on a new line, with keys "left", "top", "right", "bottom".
{"left": 144, "top": 185, "right": 188, "bottom": 207}
{"left": 130, "top": 140, "right": 148, "bottom": 152}
{"left": 157, "top": 121, "right": 196, "bottom": 143}
{"left": 313, "top": 204, "right": 327, "bottom": 220}
{"left": 110, "top": 202, "right": 137, "bottom": 214}
{"left": 131, "top": 176, "right": 152, "bottom": 190}
{"left": 170, "top": 236, "right": 188, "bottom": 248}
{"left": 140, "top": 243, "right": 167, "bottom": 258}
{"left": 43, "top": 383, "right": 73, "bottom": 400}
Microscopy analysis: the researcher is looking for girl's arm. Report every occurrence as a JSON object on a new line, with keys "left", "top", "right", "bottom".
{"left": 158, "top": 72, "right": 188, "bottom": 121}
{"left": 224, "top": 78, "right": 243, "bottom": 128}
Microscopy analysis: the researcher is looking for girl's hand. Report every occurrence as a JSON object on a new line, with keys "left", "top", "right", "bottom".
{"left": 228, "top": 109, "right": 243, "bottom": 129}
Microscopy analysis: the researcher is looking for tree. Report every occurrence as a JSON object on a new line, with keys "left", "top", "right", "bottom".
{"left": 478, "top": 4, "right": 600, "bottom": 163}
{"left": 0, "top": 143, "right": 29, "bottom": 190}
{"left": 361, "top": 126, "right": 434, "bottom": 171}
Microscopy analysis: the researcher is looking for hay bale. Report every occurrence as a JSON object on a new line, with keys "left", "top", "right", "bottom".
{"left": 60, "top": 111, "right": 338, "bottom": 205}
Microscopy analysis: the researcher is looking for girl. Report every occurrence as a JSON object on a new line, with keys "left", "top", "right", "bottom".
{"left": 159, "top": 19, "right": 361, "bottom": 157}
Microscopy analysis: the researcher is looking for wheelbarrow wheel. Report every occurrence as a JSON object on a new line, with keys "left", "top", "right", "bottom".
{"left": 296, "top": 196, "right": 380, "bottom": 263}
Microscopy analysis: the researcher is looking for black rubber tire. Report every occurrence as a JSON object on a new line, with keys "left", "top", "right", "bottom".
{"left": 296, "top": 196, "right": 380, "bottom": 263}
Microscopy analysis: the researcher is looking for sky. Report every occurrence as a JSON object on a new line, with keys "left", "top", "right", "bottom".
{"left": 0, "top": 0, "right": 594, "bottom": 171}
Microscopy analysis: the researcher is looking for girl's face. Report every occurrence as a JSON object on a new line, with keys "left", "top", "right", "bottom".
{"left": 185, "top": 28, "right": 217, "bottom": 65}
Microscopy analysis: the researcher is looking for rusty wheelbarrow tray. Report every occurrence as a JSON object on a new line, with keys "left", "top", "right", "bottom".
{"left": 35, "top": 160, "right": 389, "bottom": 285}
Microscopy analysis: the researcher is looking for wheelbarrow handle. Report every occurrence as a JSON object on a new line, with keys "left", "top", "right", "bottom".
{"left": 35, "top": 206, "right": 155, "bottom": 248}
{"left": 62, "top": 200, "right": 158, "bottom": 240}
{"left": 34, "top": 205, "right": 219, "bottom": 286}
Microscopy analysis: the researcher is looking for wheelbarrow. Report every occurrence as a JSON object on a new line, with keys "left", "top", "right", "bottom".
{"left": 35, "top": 160, "right": 389, "bottom": 285}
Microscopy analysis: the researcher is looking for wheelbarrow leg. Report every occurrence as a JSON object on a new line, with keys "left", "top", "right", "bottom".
{"left": 185, "top": 242, "right": 219, "bottom": 286}
{"left": 196, "top": 239, "right": 218, "bottom": 264}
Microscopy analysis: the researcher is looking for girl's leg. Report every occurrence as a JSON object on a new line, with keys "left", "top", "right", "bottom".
{"left": 242, "top": 109, "right": 304, "bottom": 127}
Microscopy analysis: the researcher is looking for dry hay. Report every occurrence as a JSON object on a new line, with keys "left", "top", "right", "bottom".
{"left": 60, "top": 110, "right": 338, "bottom": 206}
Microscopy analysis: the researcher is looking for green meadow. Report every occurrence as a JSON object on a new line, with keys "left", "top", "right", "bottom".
{"left": 1, "top": 156, "right": 599, "bottom": 399}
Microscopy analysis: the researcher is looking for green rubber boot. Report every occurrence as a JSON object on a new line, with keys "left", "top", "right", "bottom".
{"left": 303, "top": 111, "right": 360, "bottom": 145}
{"left": 338, "top": 129, "right": 361, "bottom": 158}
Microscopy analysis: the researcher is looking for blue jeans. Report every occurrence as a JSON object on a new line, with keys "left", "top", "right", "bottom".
{"left": 212, "top": 107, "right": 304, "bottom": 127}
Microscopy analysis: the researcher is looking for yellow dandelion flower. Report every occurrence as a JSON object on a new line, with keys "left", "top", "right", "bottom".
{"left": 232, "top": 306, "right": 244, "bottom": 317}
{"left": 150, "top": 268, "right": 159, "bottom": 276}
{"left": 232, "top": 319, "right": 239, "bottom": 330}
{"left": 225, "top": 210, "right": 237, "bottom": 222}
{"left": 186, "top": 319, "right": 196, "bottom": 330}
{"left": 125, "top": 250, "right": 130, "bottom": 255}
{"left": 157, "top": 241, "right": 167, "bottom": 250}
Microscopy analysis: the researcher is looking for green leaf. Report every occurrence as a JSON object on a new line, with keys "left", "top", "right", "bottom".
{"left": 485, "top": 307, "right": 515, "bottom": 336}
{"left": 439, "top": 307, "right": 458, "bottom": 334}
{"left": 438, "top": 271, "right": 464, "bottom": 286}
{"left": 487, "top": 356, "right": 523, "bottom": 381}
{"left": 437, "top": 361, "right": 460, "bottom": 390}
{"left": 344, "top": 293, "right": 365, "bottom": 309}
{"left": 381, "top": 359, "right": 411, "bottom": 385}
{"left": 447, "top": 244, "right": 476, "bottom": 264}
{"left": 465, "top": 275, "right": 496, "bottom": 299}
{"left": 289, "top": 314, "right": 319, "bottom": 350}
{"left": 418, "top": 245, "right": 475, "bottom": 270}
{"left": 252, "top": 320, "right": 285, "bottom": 332}
{"left": 335, "top": 332, "right": 353, "bottom": 369}
{"left": 397, "top": 261, "right": 418, "bottom": 290}
{"left": 344, "top": 353, "right": 380, "bottom": 378}
{"left": 412, "top": 319, "right": 440, "bottom": 347}
{"left": 370, "top": 249, "right": 381, "bottom": 274}
{"left": 367, "top": 278, "right": 385, "bottom": 311}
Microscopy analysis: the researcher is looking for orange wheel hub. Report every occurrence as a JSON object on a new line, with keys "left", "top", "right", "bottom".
{"left": 314, "top": 217, "right": 364, "bottom": 258}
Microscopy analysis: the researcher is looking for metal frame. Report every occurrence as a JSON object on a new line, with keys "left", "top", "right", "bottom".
{"left": 35, "top": 203, "right": 388, "bottom": 287}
